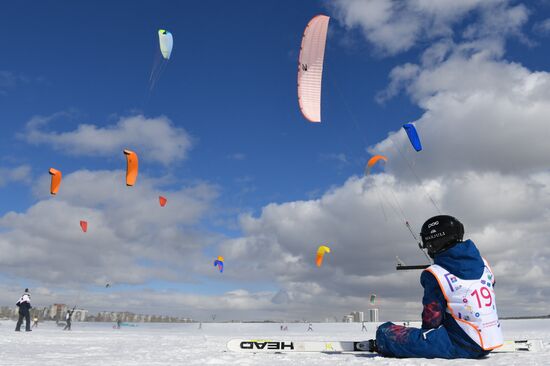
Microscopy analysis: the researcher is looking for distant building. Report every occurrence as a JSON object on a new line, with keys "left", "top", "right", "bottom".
{"left": 72, "top": 309, "right": 88, "bottom": 322}
{"left": 50, "top": 304, "right": 68, "bottom": 322}
{"left": 342, "top": 311, "right": 365, "bottom": 323}
{"left": 0, "top": 306, "right": 18, "bottom": 319}
{"left": 16, "top": 303, "right": 195, "bottom": 324}
{"left": 369, "top": 308, "right": 379, "bottom": 322}
{"left": 342, "top": 315, "right": 354, "bottom": 323}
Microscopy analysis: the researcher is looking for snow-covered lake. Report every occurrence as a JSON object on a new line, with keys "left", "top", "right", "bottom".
{"left": 0, "top": 319, "right": 548, "bottom": 365}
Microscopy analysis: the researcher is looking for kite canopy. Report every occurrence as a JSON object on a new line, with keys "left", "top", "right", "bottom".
{"left": 80, "top": 220, "right": 88, "bottom": 233}
{"left": 214, "top": 258, "right": 224, "bottom": 273}
{"left": 298, "top": 15, "right": 330, "bottom": 123}
{"left": 158, "top": 29, "right": 173, "bottom": 59}
{"left": 316, "top": 245, "right": 331, "bottom": 267}
{"left": 370, "top": 294, "right": 376, "bottom": 305}
{"left": 403, "top": 123, "right": 422, "bottom": 152}
{"left": 365, "top": 155, "right": 388, "bottom": 175}
{"left": 123, "top": 149, "right": 138, "bottom": 186}
{"left": 159, "top": 196, "right": 167, "bottom": 207}
{"left": 49, "top": 168, "right": 62, "bottom": 195}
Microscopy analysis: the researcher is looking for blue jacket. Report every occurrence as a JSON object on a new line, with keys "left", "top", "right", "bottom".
{"left": 420, "top": 239, "right": 489, "bottom": 355}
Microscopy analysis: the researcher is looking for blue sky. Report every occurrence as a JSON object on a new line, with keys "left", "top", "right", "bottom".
{"left": 0, "top": 0, "right": 421, "bottom": 216}
{"left": 1, "top": 1, "right": 550, "bottom": 320}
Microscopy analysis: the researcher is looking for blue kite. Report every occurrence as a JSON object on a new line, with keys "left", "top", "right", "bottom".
{"left": 403, "top": 123, "right": 422, "bottom": 152}
{"left": 214, "top": 259, "right": 224, "bottom": 273}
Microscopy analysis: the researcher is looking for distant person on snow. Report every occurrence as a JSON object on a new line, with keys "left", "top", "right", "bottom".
{"left": 63, "top": 309, "right": 74, "bottom": 331}
{"left": 361, "top": 321, "right": 367, "bottom": 332}
{"left": 367, "top": 215, "right": 503, "bottom": 359}
{"left": 15, "top": 289, "right": 32, "bottom": 332}
{"left": 307, "top": 323, "right": 313, "bottom": 332}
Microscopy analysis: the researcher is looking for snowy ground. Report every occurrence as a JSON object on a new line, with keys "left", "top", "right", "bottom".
{"left": 0, "top": 319, "right": 548, "bottom": 365}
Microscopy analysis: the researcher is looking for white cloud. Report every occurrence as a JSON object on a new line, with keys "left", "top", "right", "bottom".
{"left": 2, "top": 2, "right": 548, "bottom": 321}
{"left": 227, "top": 153, "right": 246, "bottom": 161}
{"left": 533, "top": 18, "right": 550, "bottom": 35}
{"left": 376, "top": 63, "right": 420, "bottom": 102}
{"left": 0, "top": 71, "right": 43, "bottom": 95}
{"left": 329, "top": 0, "right": 528, "bottom": 55}
{"left": 211, "top": 6, "right": 550, "bottom": 319}
{"left": 216, "top": 169, "right": 550, "bottom": 319}
{"left": 0, "top": 169, "right": 218, "bottom": 287}
{"left": 23, "top": 114, "right": 193, "bottom": 165}
{"left": 372, "top": 43, "right": 550, "bottom": 180}
{"left": 0, "top": 71, "right": 19, "bottom": 89}
{"left": 0, "top": 165, "right": 31, "bottom": 187}
{"left": 0, "top": 283, "right": 282, "bottom": 320}
{"left": 0, "top": 71, "right": 31, "bottom": 94}
{"left": 319, "top": 152, "right": 349, "bottom": 165}
{"left": 462, "top": 2, "right": 528, "bottom": 41}
{"left": 7, "top": 51, "right": 550, "bottom": 319}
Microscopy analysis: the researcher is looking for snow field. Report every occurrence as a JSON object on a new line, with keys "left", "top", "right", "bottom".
{"left": 0, "top": 319, "right": 548, "bottom": 365}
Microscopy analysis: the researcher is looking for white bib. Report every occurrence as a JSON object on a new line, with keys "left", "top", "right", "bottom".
{"left": 425, "top": 259, "right": 503, "bottom": 350}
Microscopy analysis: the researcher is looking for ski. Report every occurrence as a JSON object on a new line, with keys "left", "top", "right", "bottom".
{"left": 227, "top": 338, "right": 544, "bottom": 353}
{"left": 227, "top": 339, "right": 371, "bottom": 353}
{"left": 497, "top": 339, "right": 545, "bottom": 353}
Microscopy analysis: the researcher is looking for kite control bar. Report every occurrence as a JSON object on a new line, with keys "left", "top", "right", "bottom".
{"left": 396, "top": 264, "right": 430, "bottom": 270}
